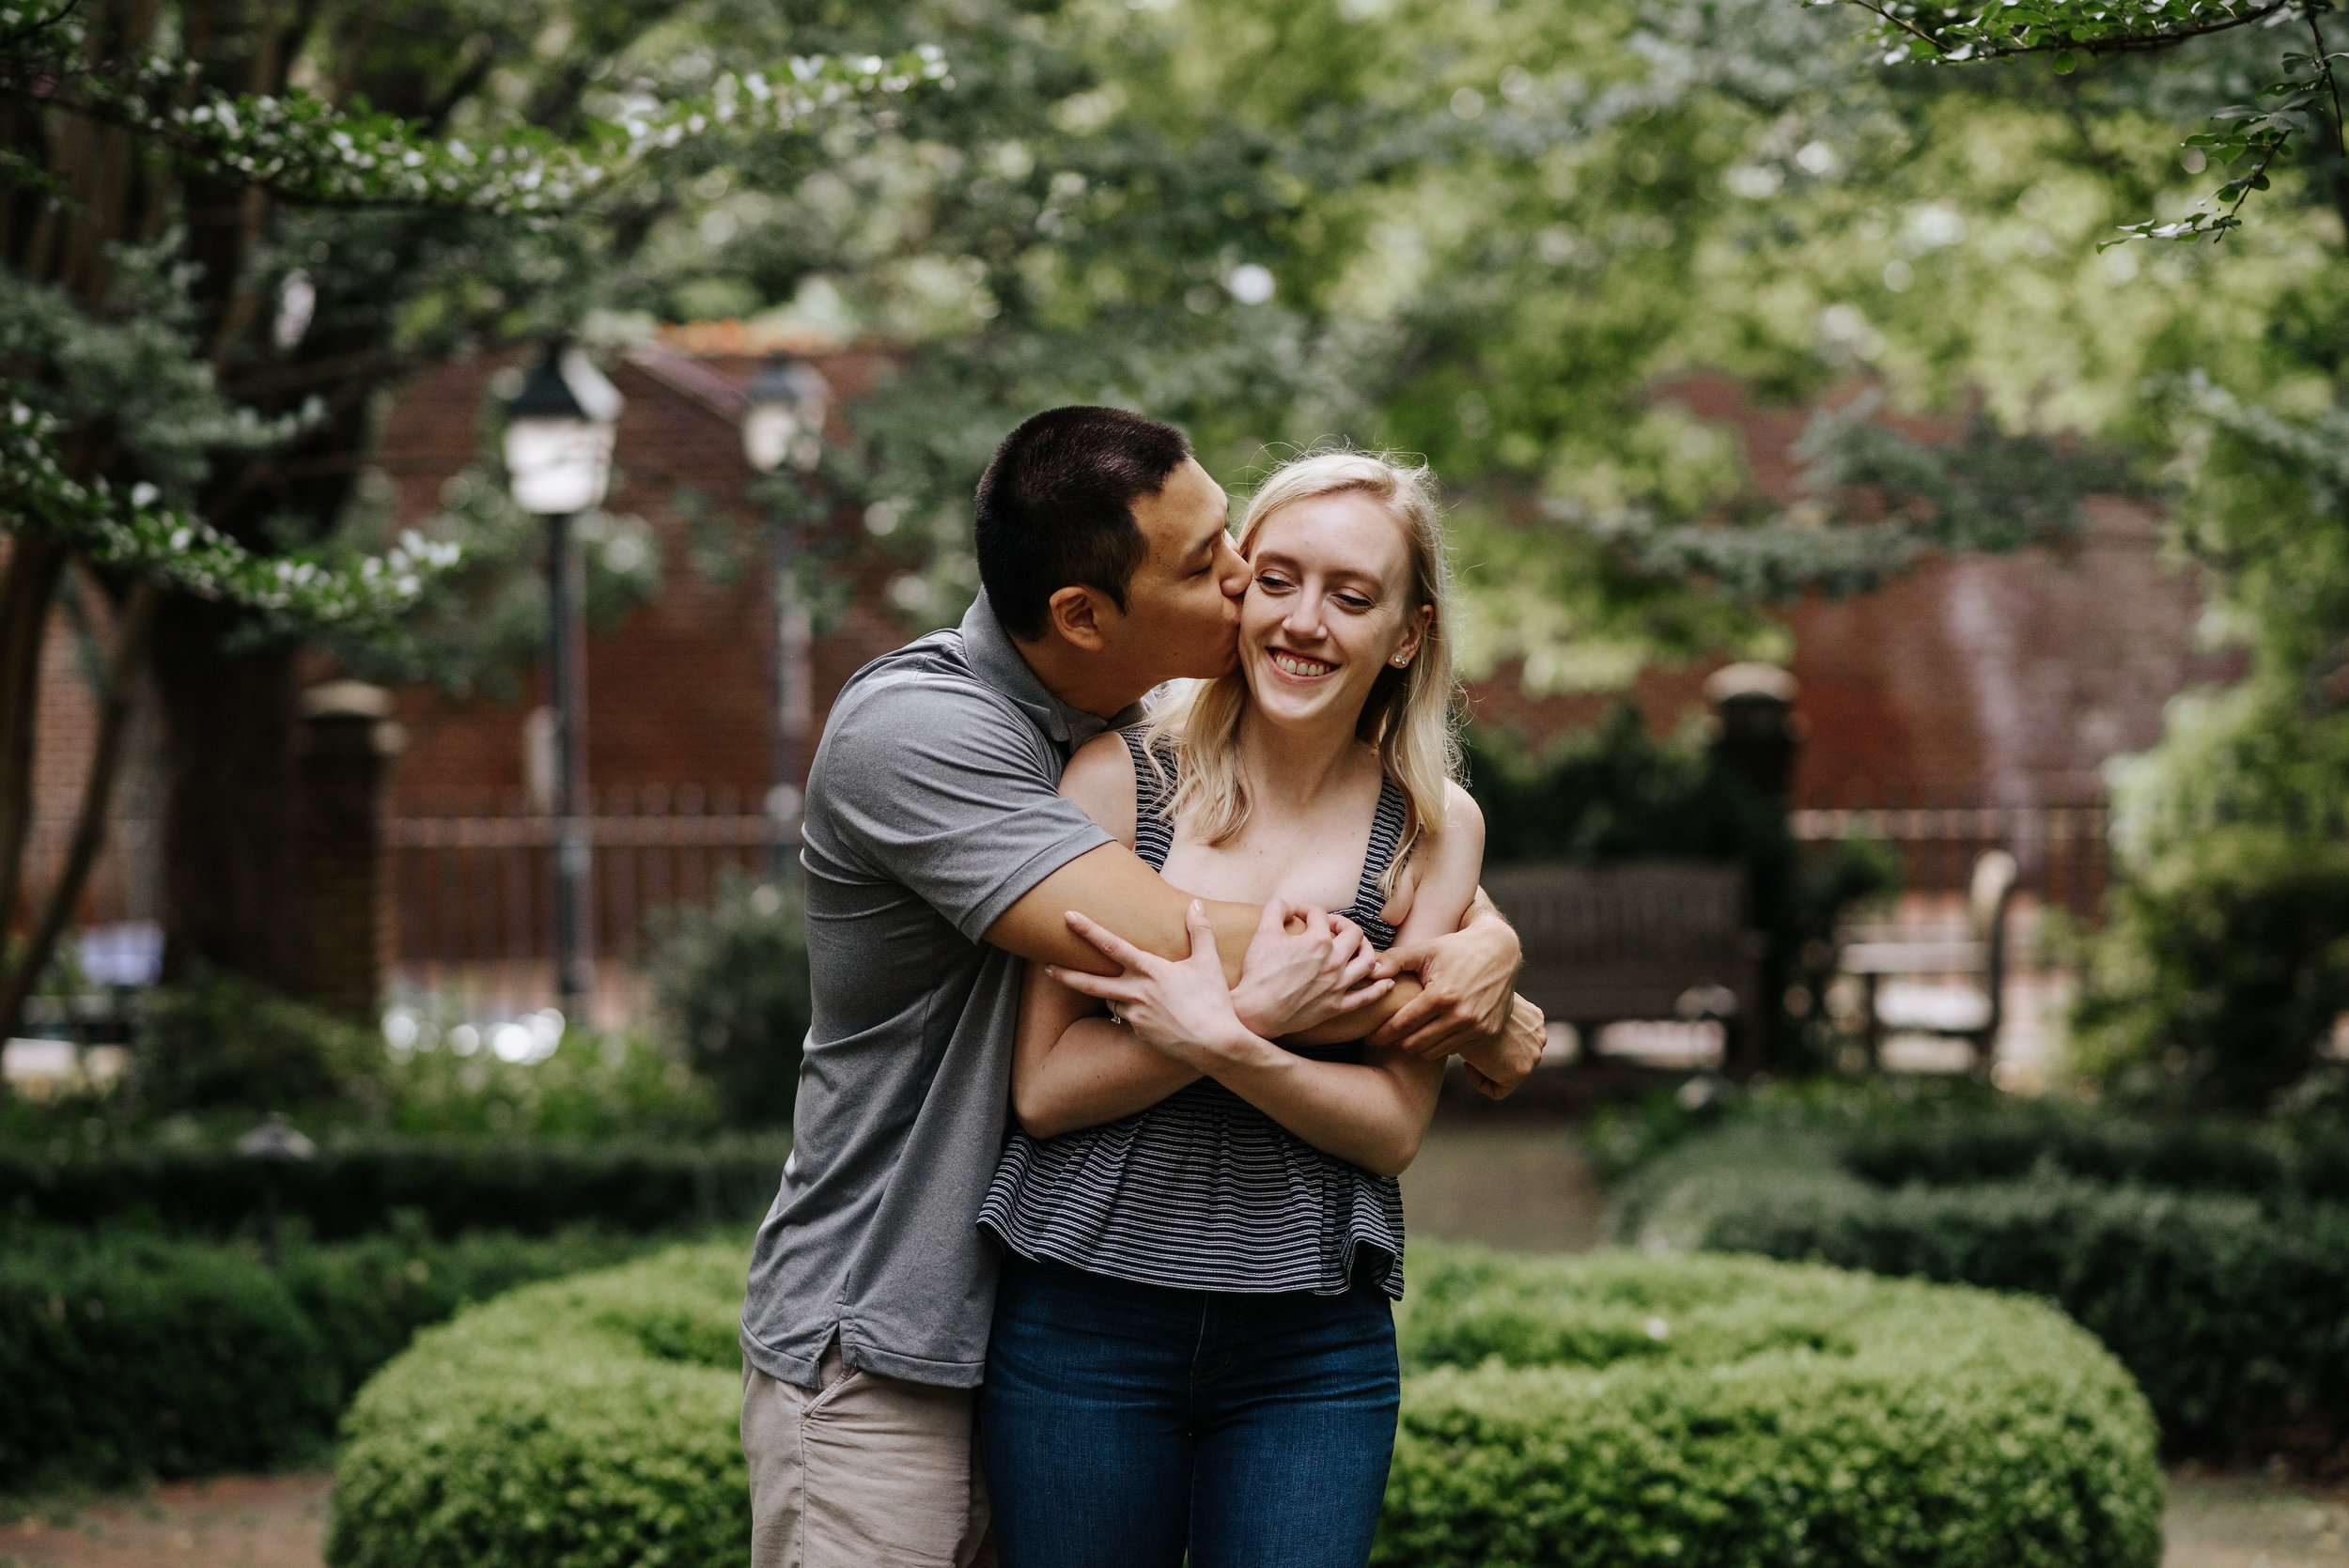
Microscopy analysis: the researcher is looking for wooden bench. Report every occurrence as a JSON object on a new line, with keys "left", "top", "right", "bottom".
{"left": 1483, "top": 861, "right": 1766, "bottom": 1077}
{"left": 1839, "top": 848, "right": 2018, "bottom": 1075}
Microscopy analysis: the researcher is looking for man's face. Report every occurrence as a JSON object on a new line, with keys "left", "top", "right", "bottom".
{"left": 1118, "top": 456, "right": 1248, "bottom": 683}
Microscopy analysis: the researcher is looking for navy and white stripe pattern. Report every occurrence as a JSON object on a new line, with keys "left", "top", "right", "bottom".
{"left": 979, "top": 729, "right": 1410, "bottom": 1298}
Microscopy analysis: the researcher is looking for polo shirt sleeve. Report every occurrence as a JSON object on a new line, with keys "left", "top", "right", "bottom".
{"left": 815, "top": 674, "right": 1114, "bottom": 942}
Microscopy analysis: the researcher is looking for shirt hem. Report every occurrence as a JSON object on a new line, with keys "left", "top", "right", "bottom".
{"left": 978, "top": 1218, "right": 1404, "bottom": 1300}
{"left": 739, "top": 1325, "right": 823, "bottom": 1391}
{"left": 739, "top": 1319, "right": 988, "bottom": 1390}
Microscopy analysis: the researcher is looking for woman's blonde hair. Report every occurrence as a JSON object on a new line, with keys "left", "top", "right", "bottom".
{"left": 1143, "top": 449, "right": 1461, "bottom": 900}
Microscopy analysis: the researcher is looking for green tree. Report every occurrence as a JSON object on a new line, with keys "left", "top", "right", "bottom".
{"left": 1820, "top": 0, "right": 2349, "bottom": 1101}
{"left": 0, "top": 0, "right": 929, "bottom": 1033}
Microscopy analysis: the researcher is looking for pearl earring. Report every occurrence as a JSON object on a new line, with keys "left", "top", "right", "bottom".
{"left": 1391, "top": 655, "right": 1409, "bottom": 668}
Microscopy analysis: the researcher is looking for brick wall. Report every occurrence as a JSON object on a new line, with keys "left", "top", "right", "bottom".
{"left": 1465, "top": 376, "right": 2232, "bottom": 806}
{"left": 12, "top": 546, "right": 153, "bottom": 932}
{"left": 376, "top": 343, "right": 912, "bottom": 815}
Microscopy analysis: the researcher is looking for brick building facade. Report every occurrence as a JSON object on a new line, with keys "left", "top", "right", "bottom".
{"left": 16, "top": 349, "right": 2228, "bottom": 995}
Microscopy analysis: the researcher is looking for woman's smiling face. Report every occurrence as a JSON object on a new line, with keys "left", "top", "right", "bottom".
{"left": 1239, "top": 489, "right": 1431, "bottom": 730}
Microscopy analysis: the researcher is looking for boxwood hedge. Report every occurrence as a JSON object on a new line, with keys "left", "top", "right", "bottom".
{"left": 1614, "top": 1113, "right": 2349, "bottom": 1464}
{"left": 0, "top": 1132, "right": 791, "bottom": 1239}
{"left": 330, "top": 1243, "right": 2162, "bottom": 1568}
{"left": 1699, "top": 1172, "right": 2349, "bottom": 1463}
{"left": 0, "top": 1224, "right": 660, "bottom": 1493}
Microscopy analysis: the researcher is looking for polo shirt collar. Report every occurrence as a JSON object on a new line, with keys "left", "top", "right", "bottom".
{"left": 958, "top": 590, "right": 1143, "bottom": 751}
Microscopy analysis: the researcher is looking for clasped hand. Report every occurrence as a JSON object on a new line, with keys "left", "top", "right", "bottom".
{"left": 1049, "top": 898, "right": 1383, "bottom": 1067}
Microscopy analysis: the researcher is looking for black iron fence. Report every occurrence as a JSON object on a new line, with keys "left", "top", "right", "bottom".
{"left": 1790, "top": 796, "right": 2111, "bottom": 923}
{"left": 390, "top": 790, "right": 788, "bottom": 965}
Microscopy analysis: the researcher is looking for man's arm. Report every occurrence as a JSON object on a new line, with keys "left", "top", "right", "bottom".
{"left": 985, "top": 845, "right": 1542, "bottom": 1094}
{"left": 984, "top": 840, "right": 1254, "bottom": 977}
{"left": 984, "top": 839, "right": 1393, "bottom": 1038}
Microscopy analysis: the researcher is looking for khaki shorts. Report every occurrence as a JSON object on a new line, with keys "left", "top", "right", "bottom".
{"left": 741, "top": 1344, "right": 991, "bottom": 1568}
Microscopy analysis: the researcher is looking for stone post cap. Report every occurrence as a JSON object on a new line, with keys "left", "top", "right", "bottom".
{"left": 301, "top": 680, "right": 396, "bottom": 720}
{"left": 1703, "top": 662, "right": 1798, "bottom": 706}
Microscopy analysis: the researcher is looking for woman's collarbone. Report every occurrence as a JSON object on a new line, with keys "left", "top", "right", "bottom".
{"left": 1160, "top": 828, "right": 1371, "bottom": 912}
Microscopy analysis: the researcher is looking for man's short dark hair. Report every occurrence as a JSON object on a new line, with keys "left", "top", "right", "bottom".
{"left": 973, "top": 406, "right": 1192, "bottom": 641}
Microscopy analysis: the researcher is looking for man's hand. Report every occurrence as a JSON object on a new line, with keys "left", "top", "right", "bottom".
{"left": 1050, "top": 902, "right": 1270, "bottom": 1071}
{"left": 1366, "top": 890, "right": 1521, "bottom": 1058}
{"left": 1229, "top": 898, "right": 1392, "bottom": 1039}
{"left": 1455, "top": 994, "right": 1545, "bottom": 1099}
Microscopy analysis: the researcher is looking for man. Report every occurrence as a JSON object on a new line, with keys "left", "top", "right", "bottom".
{"left": 739, "top": 407, "right": 1543, "bottom": 1568}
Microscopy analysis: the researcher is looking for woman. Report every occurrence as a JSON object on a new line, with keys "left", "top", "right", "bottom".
{"left": 975, "top": 450, "right": 1484, "bottom": 1568}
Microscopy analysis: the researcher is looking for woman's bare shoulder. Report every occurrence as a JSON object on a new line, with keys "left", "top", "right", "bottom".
{"left": 1060, "top": 730, "right": 1142, "bottom": 847}
{"left": 1381, "top": 779, "right": 1485, "bottom": 931}
{"left": 1436, "top": 778, "right": 1486, "bottom": 847}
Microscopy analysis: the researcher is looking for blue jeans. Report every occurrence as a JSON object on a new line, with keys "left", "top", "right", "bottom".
{"left": 978, "top": 1255, "right": 1400, "bottom": 1568}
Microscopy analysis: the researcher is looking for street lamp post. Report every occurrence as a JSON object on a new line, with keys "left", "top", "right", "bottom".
{"left": 503, "top": 342, "right": 623, "bottom": 1020}
{"left": 740, "top": 355, "right": 832, "bottom": 874}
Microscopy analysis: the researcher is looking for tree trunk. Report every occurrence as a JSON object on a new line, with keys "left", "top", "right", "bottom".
{"left": 0, "top": 531, "right": 70, "bottom": 948}
{"left": 0, "top": 579, "right": 160, "bottom": 1038}
{"left": 150, "top": 595, "right": 305, "bottom": 992}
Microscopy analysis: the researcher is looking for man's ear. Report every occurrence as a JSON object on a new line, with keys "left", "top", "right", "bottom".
{"left": 1045, "top": 584, "right": 1119, "bottom": 651}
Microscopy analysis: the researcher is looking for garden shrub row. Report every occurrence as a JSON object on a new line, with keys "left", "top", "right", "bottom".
{"left": 1612, "top": 1114, "right": 2349, "bottom": 1463}
{"left": 329, "top": 1242, "right": 2163, "bottom": 1568}
{"left": 0, "top": 1131, "right": 791, "bottom": 1239}
{"left": 0, "top": 1224, "right": 664, "bottom": 1493}
{"left": 1833, "top": 1099, "right": 2349, "bottom": 1209}
{"left": 1698, "top": 1172, "right": 2349, "bottom": 1463}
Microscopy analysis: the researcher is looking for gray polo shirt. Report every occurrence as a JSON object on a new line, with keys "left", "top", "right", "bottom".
{"left": 739, "top": 591, "right": 1138, "bottom": 1389}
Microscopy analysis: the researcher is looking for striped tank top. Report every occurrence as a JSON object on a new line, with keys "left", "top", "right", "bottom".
{"left": 978, "top": 729, "right": 1410, "bottom": 1298}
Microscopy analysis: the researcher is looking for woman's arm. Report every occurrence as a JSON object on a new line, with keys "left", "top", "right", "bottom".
{"left": 1051, "top": 785, "right": 1487, "bottom": 1176}
{"left": 1010, "top": 734, "right": 1390, "bottom": 1138}
{"left": 1008, "top": 736, "right": 1202, "bottom": 1139}
{"left": 1010, "top": 943, "right": 1200, "bottom": 1139}
{"left": 1196, "top": 785, "right": 1485, "bottom": 1172}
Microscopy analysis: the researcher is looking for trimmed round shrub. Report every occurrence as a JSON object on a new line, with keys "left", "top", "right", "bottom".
{"left": 333, "top": 1242, "right": 2162, "bottom": 1568}
{"left": 330, "top": 1243, "right": 750, "bottom": 1568}
{"left": 1385, "top": 1249, "right": 2163, "bottom": 1567}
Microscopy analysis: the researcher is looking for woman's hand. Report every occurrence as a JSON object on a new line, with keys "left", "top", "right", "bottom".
{"left": 1049, "top": 901, "right": 1273, "bottom": 1072}
{"left": 1230, "top": 898, "right": 1391, "bottom": 1038}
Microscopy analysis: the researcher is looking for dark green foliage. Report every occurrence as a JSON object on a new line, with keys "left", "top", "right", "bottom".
{"left": 1467, "top": 711, "right": 1898, "bottom": 1071}
{"left": 0, "top": 1132, "right": 790, "bottom": 1240}
{"left": 329, "top": 1243, "right": 2160, "bottom": 1568}
{"left": 0, "top": 1224, "right": 659, "bottom": 1494}
{"left": 1703, "top": 1175, "right": 2349, "bottom": 1464}
{"left": 647, "top": 874, "right": 811, "bottom": 1129}
{"left": 132, "top": 967, "right": 386, "bottom": 1115}
{"left": 1468, "top": 708, "right": 1768, "bottom": 866}
{"left": 1836, "top": 1099, "right": 2349, "bottom": 1206}
{"left": 2074, "top": 830, "right": 2349, "bottom": 1114}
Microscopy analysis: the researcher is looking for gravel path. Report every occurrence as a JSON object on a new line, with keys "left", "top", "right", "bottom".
{"left": 0, "top": 1473, "right": 332, "bottom": 1568}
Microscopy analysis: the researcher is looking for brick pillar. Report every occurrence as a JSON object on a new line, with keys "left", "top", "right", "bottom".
{"left": 1703, "top": 662, "right": 1799, "bottom": 1081}
{"left": 298, "top": 682, "right": 405, "bottom": 1018}
{"left": 1703, "top": 662, "right": 1801, "bottom": 805}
